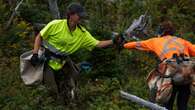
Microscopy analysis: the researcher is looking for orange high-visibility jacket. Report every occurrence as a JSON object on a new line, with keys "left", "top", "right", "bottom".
{"left": 124, "top": 35, "right": 195, "bottom": 60}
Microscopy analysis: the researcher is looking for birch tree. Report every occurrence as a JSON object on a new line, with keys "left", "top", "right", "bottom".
{"left": 48, "top": 0, "right": 60, "bottom": 19}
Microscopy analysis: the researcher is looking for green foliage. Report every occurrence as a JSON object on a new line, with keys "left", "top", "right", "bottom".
{"left": 19, "top": 1, "right": 52, "bottom": 23}
{"left": 0, "top": 0, "right": 9, "bottom": 24}
{"left": 1, "top": 0, "right": 195, "bottom": 109}
{"left": 1, "top": 19, "right": 34, "bottom": 56}
{"left": 0, "top": 57, "right": 65, "bottom": 110}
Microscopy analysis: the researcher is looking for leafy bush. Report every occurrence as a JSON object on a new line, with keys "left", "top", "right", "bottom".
{"left": 1, "top": 0, "right": 195, "bottom": 109}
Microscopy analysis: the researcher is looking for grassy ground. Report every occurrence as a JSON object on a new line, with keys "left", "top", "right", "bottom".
{"left": 0, "top": 53, "right": 195, "bottom": 110}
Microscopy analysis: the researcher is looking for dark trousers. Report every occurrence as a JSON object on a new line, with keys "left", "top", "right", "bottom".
{"left": 163, "top": 84, "right": 190, "bottom": 110}
{"left": 43, "top": 63, "right": 77, "bottom": 104}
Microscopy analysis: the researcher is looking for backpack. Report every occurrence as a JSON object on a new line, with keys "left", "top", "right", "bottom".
{"left": 147, "top": 57, "right": 195, "bottom": 103}
{"left": 189, "top": 58, "right": 195, "bottom": 97}
{"left": 191, "top": 74, "right": 195, "bottom": 97}
{"left": 146, "top": 62, "right": 172, "bottom": 103}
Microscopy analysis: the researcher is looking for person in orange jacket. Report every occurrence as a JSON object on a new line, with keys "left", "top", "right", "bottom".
{"left": 124, "top": 20, "right": 195, "bottom": 110}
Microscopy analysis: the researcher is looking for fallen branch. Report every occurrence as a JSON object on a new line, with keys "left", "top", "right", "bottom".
{"left": 5, "top": 0, "right": 24, "bottom": 30}
{"left": 120, "top": 90, "right": 167, "bottom": 110}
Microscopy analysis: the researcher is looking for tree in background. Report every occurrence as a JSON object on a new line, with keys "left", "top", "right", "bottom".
{"left": 1, "top": 1, "right": 195, "bottom": 109}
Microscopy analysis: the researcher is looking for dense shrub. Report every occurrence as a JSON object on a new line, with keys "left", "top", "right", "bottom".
{"left": 1, "top": 0, "right": 195, "bottom": 109}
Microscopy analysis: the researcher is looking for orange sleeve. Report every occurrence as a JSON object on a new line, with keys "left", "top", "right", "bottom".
{"left": 123, "top": 42, "right": 137, "bottom": 49}
{"left": 182, "top": 39, "right": 195, "bottom": 56}
{"left": 187, "top": 43, "right": 195, "bottom": 57}
{"left": 123, "top": 39, "right": 154, "bottom": 51}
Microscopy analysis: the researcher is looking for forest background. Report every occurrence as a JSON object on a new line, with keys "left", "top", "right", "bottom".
{"left": 1, "top": 0, "right": 195, "bottom": 109}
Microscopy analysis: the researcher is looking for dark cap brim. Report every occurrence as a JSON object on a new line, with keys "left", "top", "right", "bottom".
{"left": 78, "top": 12, "right": 87, "bottom": 18}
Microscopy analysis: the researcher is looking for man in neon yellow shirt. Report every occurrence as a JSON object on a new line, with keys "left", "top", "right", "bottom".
{"left": 31, "top": 3, "right": 115, "bottom": 104}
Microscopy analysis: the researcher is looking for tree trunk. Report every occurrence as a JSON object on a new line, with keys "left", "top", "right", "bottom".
{"left": 48, "top": 0, "right": 60, "bottom": 19}
{"left": 5, "top": 0, "right": 24, "bottom": 30}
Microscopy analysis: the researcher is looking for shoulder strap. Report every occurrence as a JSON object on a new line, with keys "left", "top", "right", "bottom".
{"left": 42, "top": 40, "right": 69, "bottom": 57}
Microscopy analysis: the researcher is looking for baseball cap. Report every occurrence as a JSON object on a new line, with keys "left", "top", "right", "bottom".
{"left": 67, "top": 3, "right": 87, "bottom": 18}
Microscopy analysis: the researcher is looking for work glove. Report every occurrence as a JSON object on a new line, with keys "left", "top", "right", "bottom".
{"left": 112, "top": 32, "right": 127, "bottom": 53}
{"left": 30, "top": 53, "right": 39, "bottom": 66}
{"left": 112, "top": 32, "right": 120, "bottom": 44}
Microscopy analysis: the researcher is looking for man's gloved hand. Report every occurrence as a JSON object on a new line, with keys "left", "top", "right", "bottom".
{"left": 30, "top": 53, "right": 39, "bottom": 66}
{"left": 112, "top": 32, "right": 127, "bottom": 53}
{"left": 111, "top": 32, "right": 120, "bottom": 44}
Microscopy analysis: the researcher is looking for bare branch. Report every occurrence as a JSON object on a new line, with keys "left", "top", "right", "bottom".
{"left": 5, "top": 0, "right": 24, "bottom": 30}
{"left": 120, "top": 91, "right": 167, "bottom": 110}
